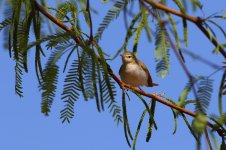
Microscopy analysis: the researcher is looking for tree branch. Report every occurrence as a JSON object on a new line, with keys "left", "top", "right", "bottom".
{"left": 144, "top": 0, "right": 226, "bottom": 58}
{"left": 33, "top": 0, "right": 225, "bottom": 137}
{"left": 86, "top": 0, "right": 93, "bottom": 41}
{"left": 33, "top": 0, "right": 83, "bottom": 45}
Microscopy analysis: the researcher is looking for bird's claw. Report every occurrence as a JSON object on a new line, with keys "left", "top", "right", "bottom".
{"left": 153, "top": 91, "right": 165, "bottom": 97}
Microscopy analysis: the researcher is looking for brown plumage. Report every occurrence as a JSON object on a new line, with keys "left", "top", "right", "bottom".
{"left": 119, "top": 52, "right": 158, "bottom": 87}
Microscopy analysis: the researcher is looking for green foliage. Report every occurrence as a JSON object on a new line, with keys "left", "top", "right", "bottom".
{"left": 183, "top": 18, "right": 188, "bottom": 46}
{"left": 99, "top": 63, "right": 122, "bottom": 124}
{"left": 206, "top": 20, "right": 226, "bottom": 38}
{"left": 146, "top": 100, "right": 156, "bottom": 142}
{"left": 221, "top": 142, "right": 226, "bottom": 150}
{"left": 28, "top": 32, "right": 71, "bottom": 50}
{"left": 55, "top": 1, "right": 78, "bottom": 22}
{"left": 154, "top": 22, "right": 170, "bottom": 78}
{"left": 181, "top": 113, "right": 199, "bottom": 142}
{"left": 190, "top": 0, "right": 203, "bottom": 11}
{"left": 122, "top": 91, "right": 133, "bottom": 147}
{"left": 192, "top": 113, "right": 208, "bottom": 135}
{"left": 173, "top": 0, "right": 188, "bottom": 48}
{"left": 112, "top": 11, "right": 142, "bottom": 59}
{"left": 173, "top": 0, "right": 185, "bottom": 13}
{"left": 195, "top": 77, "right": 213, "bottom": 113}
{"left": 178, "top": 80, "right": 193, "bottom": 107}
{"left": 40, "top": 43, "right": 72, "bottom": 115}
{"left": 40, "top": 64, "right": 59, "bottom": 115}
{"left": 15, "top": 53, "right": 24, "bottom": 97}
{"left": 134, "top": 93, "right": 157, "bottom": 130}
{"left": 0, "top": 17, "right": 11, "bottom": 31}
{"left": 133, "top": 8, "right": 148, "bottom": 53}
{"left": 218, "top": 70, "right": 226, "bottom": 115}
{"left": 61, "top": 59, "right": 80, "bottom": 123}
{"left": 133, "top": 109, "right": 147, "bottom": 150}
{"left": 20, "top": 11, "right": 32, "bottom": 72}
{"left": 61, "top": 49, "right": 122, "bottom": 124}
{"left": 167, "top": 13, "right": 184, "bottom": 61}
{"left": 95, "top": 0, "right": 130, "bottom": 42}
{"left": 10, "top": 0, "right": 22, "bottom": 60}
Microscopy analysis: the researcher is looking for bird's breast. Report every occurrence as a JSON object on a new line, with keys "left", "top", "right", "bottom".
{"left": 120, "top": 63, "right": 148, "bottom": 86}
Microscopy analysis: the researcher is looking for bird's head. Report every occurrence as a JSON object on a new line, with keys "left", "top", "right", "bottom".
{"left": 121, "top": 52, "right": 136, "bottom": 64}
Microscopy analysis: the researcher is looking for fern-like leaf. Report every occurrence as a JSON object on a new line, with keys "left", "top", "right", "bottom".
{"left": 40, "top": 65, "right": 59, "bottom": 116}
{"left": 40, "top": 45, "right": 70, "bottom": 115}
{"left": 133, "top": 109, "right": 147, "bottom": 150}
{"left": 78, "top": 50, "right": 96, "bottom": 100}
{"left": 95, "top": 0, "right": 129, "bottom": 42}
{"left": 146, "top": 100, "right": 156, "bottom": 142}
{"left": 99, "top": 63, "right": 122, "bottom": 124}
{"left": 122, "top": 91, "right": 133, "bottom": 147}
{"left": 195, "top": 77, "right": 213, "bottom": 113}
{"left": 190, "top": 0, "right": 203, "bottom": 11}
{"left": 61, "top": 59, "right": 81, "bottom": 123}
{"left": 15, "top": 53, "right": 24, "bottom": 97}
{"left": 167, "top": 13, "right": 184, "bottom": 61}
{"left": 155, "top": 23, "right": 170, "bottom": 78}
{"left": 181, "top": 113, "right": 199, "bottom": 142}
{"left": 133, "top": 9, "right": 147, "bottom": 53}
{"left": 112, "top": 11, "right": 142, "bottom": 60}
{"left": 56, "top": 2, "right": 78, "bottom": 21}
{"left": 178, "top": 80, "right": 193, "bottom": 106}
{"left": 218, "top": 70, "right": 226, "bottom": 115}
{"left": 0, "top": 17, "right": 11, "bottom": 31}
{"left": 95, "top": 44, "right": 122, "bottom": 124}
{"left": 19, "top": 12, "right": 32, "bottom": 72}
{"left": 173, "top": 0, "right": 186, "bottom": 13}
{"left": 10, "top": 0, "right": 23, "bottom": 60}
{"left": 28, "top": 32, "right": 71, "bottom": 50}
{"left": 40, "top": 42, "right": 74, "bottom": 115}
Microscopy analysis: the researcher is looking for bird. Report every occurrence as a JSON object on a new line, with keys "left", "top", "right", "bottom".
{"left": 119, "top": 51, "right": 158, "bottom": 87}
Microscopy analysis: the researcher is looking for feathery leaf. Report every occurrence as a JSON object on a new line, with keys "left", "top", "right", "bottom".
{"left": 40, "top": 65, "right": 59, "bottom": 116}
{"left": 195, "top": 77, "right": 213, "bottom": 113}
{"left": 133, "top": 109, "right": 147, "bottom": 150}
{"left": 218, "top": 70, "right": 226, "bottom": 115}
{"left": 95, "top": 0, "right": 130, "bottom": 42}
{"left": 133, "top": 9, "right": 148, "bottom": 53}
{"left": 155, "top": 22, "right": 170, "bottom": 78}
{"left": 15, "top": 53, "right": 24, "bottom": 97}
{"left": 61, "top": 59, "right": 81, "bottom": 123}
{"left": 122, "top": 92, "right": 132, "bottom": 147}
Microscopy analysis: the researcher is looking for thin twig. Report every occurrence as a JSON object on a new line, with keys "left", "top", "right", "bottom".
{"left": 182, "top": 49, "right": 221, "bottom": 69}
{"left": 144, "top": 0, "right": 226, "bottom": 58}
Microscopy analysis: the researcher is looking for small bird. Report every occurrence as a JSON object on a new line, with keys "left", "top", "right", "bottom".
{"left": 119, "top": 51, "right": 158, "bottom": 87}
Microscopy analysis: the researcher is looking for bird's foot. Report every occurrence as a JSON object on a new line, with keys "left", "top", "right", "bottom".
{"left": 152, "top": 91, "right": 165, "bottom": 97}
{"left": 120, "top": 83, "right": 129, "bottom": 91}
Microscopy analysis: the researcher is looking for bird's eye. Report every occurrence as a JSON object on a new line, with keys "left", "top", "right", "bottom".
{"left": 128, "top": 56, "right": 132, "bottom": 58}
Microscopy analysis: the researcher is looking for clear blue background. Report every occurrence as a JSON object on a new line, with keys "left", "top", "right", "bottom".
{"left": 0, "top": 1, "right": 225, "bottom": 150}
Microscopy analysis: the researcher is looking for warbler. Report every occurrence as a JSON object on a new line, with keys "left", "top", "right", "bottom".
{"left": 119, "top": 51, "right": 158, "bottom": 87}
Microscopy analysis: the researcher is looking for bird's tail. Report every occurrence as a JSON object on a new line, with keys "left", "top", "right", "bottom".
{"left": 152, "top": 83, "right": 159, "bottom": 86}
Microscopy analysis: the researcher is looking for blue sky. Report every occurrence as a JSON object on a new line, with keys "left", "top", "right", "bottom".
{"left": 0, "top": 0, "right": 225, "bottom": 150}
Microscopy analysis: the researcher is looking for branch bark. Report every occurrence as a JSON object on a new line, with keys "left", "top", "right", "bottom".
{"left": 33, "top": 1, "right": 225, "bottom": 137}
{"left": 144, "top": 0, "right": 226, "bottom": 58}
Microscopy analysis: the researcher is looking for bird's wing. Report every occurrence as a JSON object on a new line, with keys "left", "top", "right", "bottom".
{"left": 137, "top": 60, "right": 153, "bottom": 87}
{"left": 119, "top": 65, "right": 123, "bottom": 76}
